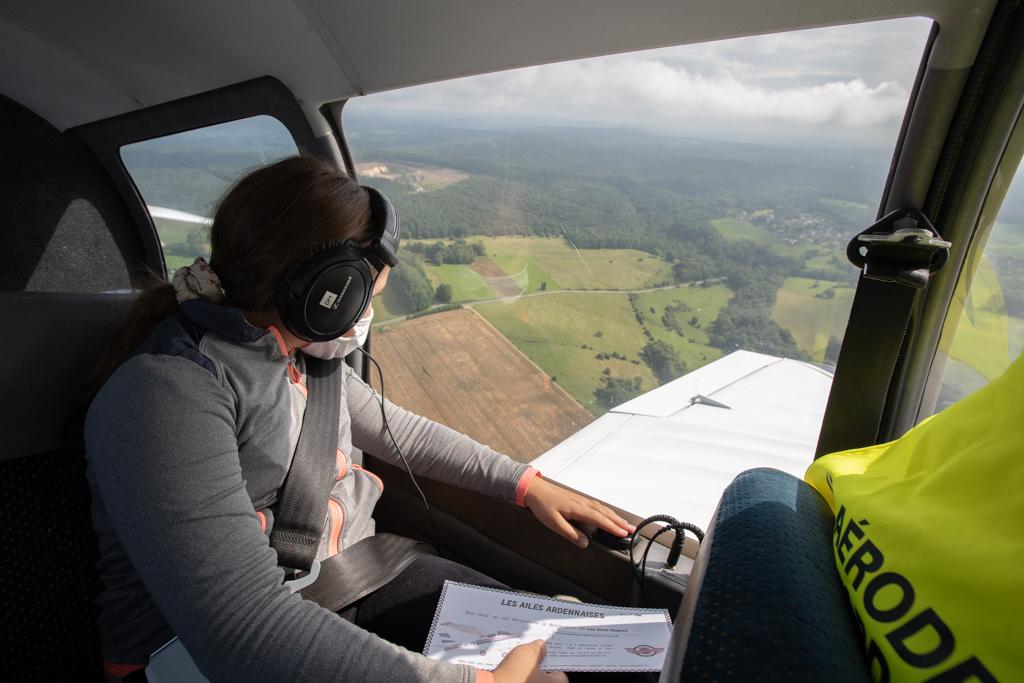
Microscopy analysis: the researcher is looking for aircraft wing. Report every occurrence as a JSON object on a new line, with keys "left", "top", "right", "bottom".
{"left": 531, "top": 350, "right": 834, "bottom": 532}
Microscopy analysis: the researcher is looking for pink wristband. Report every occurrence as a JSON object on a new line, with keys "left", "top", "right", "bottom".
{"left": 515, "top": 467, "right": 542, "bottom": 508}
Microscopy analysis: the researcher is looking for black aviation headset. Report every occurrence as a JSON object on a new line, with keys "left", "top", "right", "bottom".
{"left": 277, "top": 185, "right": 400, "bottom": 342}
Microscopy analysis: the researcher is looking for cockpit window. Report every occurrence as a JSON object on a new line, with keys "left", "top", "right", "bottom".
{"left": 341, "top": 18, "right": 932, "bottom": 522}
{"left": 120, "top": 115, "right": 298, "bottom": 274}
{"left": 934, "top": 141, "right": 1024, "bottom": 411}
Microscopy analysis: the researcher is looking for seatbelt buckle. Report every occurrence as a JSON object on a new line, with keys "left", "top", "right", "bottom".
{"left": 846, "top": 209, "right": 951, "bottom": 289}
{"left": 283, "top": 557, "right": 321, "bottom": 593}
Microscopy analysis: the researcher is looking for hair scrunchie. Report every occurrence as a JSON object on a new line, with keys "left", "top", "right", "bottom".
{"left": 172, "top": 257, "right": 226, "bottom": 304}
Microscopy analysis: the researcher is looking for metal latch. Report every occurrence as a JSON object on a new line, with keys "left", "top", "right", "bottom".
{"left": 846, "top": 209, "right": 951, "bottom": 289}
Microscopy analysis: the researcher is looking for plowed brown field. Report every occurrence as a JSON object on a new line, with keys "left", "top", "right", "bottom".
{"left": 370, "top": 308, "right": 593, "bottom": 463}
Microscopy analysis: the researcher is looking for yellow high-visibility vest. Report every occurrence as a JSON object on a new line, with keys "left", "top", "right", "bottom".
{"left": 805, "top": 354, "right": 1024, "bottom": 681}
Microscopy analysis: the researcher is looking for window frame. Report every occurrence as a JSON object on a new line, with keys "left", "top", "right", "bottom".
{"left": 73, "top": 76, "right": 328, "bottom": 279}
{"left": 119, "top": 114, "right": 302, "bottom": 274}
{"left": 888, "top": 12, "right": 1024, "bottom": 430}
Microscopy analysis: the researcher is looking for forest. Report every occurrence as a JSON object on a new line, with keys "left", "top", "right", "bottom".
{"left": 346, "top": 120, "right": 866, "bottom": 360}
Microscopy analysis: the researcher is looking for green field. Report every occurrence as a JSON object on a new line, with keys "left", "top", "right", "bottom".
{"left": 771, "top": 277, "right": 855, "bottom": 361}
{"left": 475, "top": 283, "right": 732, "bottom": 414}
{"left": 153, "top": 215, "right": 210, "bottom": 273}
{"left": 426, "top": 264, "right": 498, "bottom": 302}
{"left": 475, "top": 293, "right": 654, "bottom": 413}
{"left": 486, "top": 257, "right": 558, "bottom": 294}
{"left": 165, "top": 254, "right": 194, "bottom": 272}
{"left": 820, "top": 198, "right": 871, "bottom": 211}
{"left": 803, "top": 250, "right": 852, "bottom": 278}
{"left": 407, "top": 235, "right": 672, "bottom": 296}
{"left": 711, "top": 217, "right": 808, "bottom": 259}
{"left": 943, "top": 258, "right": 1024, "bottom": 381}
{"left": 632, "top": 285, "right": 732, "bottom": 369}
{"left": 481, "top": 236, "right": 672, "bottom": 291}
{"left": 381, "top": 235, "right": 676, "bottom": 325}
{"left": 711, "top": 217, "right": 775, "bottom": 245}
{"left": 931, "top": 248, "right": 1024, "bottom": 406}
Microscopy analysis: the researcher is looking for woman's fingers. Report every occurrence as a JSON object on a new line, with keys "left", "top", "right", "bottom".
{"left": 543, "top": 508, "right": 589, "bottom": 547}
{"left": 565, "top": 502, "right": 632, "bottom": 537}
{"left": 493, "top": 640, "right": 568, "bottom": 683}
{"left": 501, "top": 639, "right": 546, "bottom": 669}
{"left": 523, "top": 477, "right": 637, "bottom": 547}
{"left": 587, "top": 500, "right": 634, "bottom": 532}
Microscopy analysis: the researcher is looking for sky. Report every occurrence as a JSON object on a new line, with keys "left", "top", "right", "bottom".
{"left": 346, "top": 17, "right": 934, "bottom": 148}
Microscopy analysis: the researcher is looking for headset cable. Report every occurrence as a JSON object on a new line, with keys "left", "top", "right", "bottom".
{"left": 355, "top": 346, "right": 441, "bottom": 556}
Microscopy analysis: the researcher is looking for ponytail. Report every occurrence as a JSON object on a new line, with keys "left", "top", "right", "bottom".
{"left": 103, "top": 278, "right": 180, "bottom": 375}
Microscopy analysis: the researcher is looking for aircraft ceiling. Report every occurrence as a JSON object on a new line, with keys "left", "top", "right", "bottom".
{"left": 0, "top": 0, "right": 996, "bottom": 132}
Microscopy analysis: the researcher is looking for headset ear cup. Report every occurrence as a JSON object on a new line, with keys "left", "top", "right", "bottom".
{"left": 277, "top": 242, "right": 374, "bottom": 342}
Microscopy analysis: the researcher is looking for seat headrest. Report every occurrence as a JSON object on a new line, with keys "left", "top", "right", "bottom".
{"left": 0, "top": 291, "right": 135, "bottom": 461}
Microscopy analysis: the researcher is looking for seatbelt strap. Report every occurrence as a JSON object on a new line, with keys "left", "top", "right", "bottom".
{"left": 298, "top": 533, "right": 434, "bottom": 611}
{"left": 815, "top": 209, "right": 950, "bottom": 458}
{"left": 269, "top": 356, "right": 342, "bottom": 571}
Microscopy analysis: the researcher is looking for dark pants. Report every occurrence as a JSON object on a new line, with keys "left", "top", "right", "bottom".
{"left": 340, "top": 554, "right": 507, "bottom": 652}
{"left": 341, "top": 555, "right": 657, "bottom": 682}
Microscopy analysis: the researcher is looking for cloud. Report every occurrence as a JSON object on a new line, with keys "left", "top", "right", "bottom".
{"left": 353, "top": 17, "right": 932, "bottom": 141}
{"left": 526, "top": 57, "right": 909, "bottom": 127}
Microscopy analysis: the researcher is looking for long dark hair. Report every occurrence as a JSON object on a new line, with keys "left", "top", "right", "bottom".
{"left": 82, "top": 156, "right": 372, "bottom": 403}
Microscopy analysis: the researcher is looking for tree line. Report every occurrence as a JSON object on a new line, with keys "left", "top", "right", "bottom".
{"left": 406, "top": 238, "right": 485, "bottom": 265}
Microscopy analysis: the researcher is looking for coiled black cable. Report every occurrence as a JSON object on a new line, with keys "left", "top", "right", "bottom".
{"left": 629, "top": 515, "right": 705, "bottom": 605}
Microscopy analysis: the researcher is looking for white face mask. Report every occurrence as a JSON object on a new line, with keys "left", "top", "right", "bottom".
{"left": 302, "top": 306, "right": 374, "bottom": 359}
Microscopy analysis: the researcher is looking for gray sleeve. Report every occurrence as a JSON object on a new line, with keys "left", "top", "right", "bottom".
{"left": 86, "top": 354, "right": 474, "bottom": 683}
{"left": 345, "top": 364, "right": 530, "bottom": 504}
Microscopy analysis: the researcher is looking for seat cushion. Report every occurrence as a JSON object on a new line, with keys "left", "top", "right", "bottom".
{"left": 0, "top": 449, "right": 104, "bottom": 680}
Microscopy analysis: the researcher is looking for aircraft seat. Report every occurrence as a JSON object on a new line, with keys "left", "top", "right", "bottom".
{"left": 0, "top": 291, "right": 133, "bottom": 680}
{"left": 662, "top": 467, "right": 871, "bottom": 681}
{"left": 0, "top": 88, "right": 149, "bottom": 677}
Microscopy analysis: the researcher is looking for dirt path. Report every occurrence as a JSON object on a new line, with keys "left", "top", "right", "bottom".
{"left": 470, "top": 257, "right": 524, "bottom": 297}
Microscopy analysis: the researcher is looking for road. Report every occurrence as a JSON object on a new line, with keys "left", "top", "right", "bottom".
{"left": 375, "top": 277, "right": 725, "bottom": 326}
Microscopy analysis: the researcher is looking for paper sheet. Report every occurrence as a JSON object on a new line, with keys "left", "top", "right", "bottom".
{"left": 423, "top": 581, "right": 672, "bottom": 672}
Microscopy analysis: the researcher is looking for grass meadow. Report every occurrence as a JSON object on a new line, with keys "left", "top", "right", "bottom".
{"left": 942, "top": 258, "right": 1024, "bottom": 382}
{"left": 426, "top": 264, "right": 498, "bottom": 301}
{"left": 710, "top": 217, "right": 810, "bottom": 259}
{"left": 632, "top": 284, "right": 732, "bottom": 369}
{"left": 475, "top": 283, "right": 732, "bottom": 414}
{"left": 153, "top": 215, "right": 209, "bottom": 273}
{"left": 479, "top": 236, "right": 672, "bottom": 291}
{"left": 771, "top": 277, "right": 855, "bottom": 361}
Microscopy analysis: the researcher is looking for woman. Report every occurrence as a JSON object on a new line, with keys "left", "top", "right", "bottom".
{"left": 85, "top": 156, "right": 634, "bottom": 683}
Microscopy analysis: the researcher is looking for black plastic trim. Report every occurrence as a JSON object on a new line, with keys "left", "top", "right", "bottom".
{"left": 887, "top": 0, "right": 1024, "bottom": 437}
{"left": 821, "top": 1, "right": 1024, "bottom": 452}
{"left": 322, "top": 100, "right": 358, "bottom": 178}
{"left": 327, "top": 98, "right": 373, "bottom": 384}
{"left": 877, "top": 20, "right": 940, "bottom": 220}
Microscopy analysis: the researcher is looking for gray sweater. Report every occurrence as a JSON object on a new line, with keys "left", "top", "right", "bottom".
{"left": 85, "top": 299, "right": 529, "bottom": 682}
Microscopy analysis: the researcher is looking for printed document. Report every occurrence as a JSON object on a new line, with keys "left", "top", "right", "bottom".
{"left": 423, "top": 581, "right": 672, "bottom": 672}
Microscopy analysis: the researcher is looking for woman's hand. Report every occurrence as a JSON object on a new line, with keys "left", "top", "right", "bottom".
{"left": 492, "top": 640, "right": 568, "bottom": 683}
{"left": 524, "top": 477, "right": 635, "bottom": 548}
